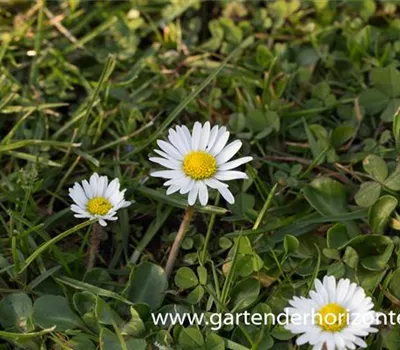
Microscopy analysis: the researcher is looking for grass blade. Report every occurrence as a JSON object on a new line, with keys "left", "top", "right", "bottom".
{"left": 126, "top": 35, "right": 254, "bottom": 157}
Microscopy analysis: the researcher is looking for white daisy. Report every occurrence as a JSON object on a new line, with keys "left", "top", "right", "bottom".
{"left": 149, "top": 122, "right": 253, "bottom": 206}
{"left": 285, "top": 276, "right": 380, "bottom": 350}
{"left": 69, "top": 173, "right": 131, "bottom": 227}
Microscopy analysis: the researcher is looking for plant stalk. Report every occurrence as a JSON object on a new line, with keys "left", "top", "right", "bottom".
{"left": 87, "top": 223, "right": 102, "bottom": 271}
{"left": 165, "top": 206, "right": 195, "bottom": 278}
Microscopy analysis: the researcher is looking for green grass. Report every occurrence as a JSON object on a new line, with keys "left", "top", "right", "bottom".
{"left": 1, "top": 1, "right": 400, "bottom": 349}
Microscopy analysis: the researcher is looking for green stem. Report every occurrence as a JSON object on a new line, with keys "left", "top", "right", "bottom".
{"left": 21, "top": 219, "right": 95, "bottom": 273}
{"left": 200, "top": 194, "right": 219, "bottom": 265}
{"left": 87, "top": 223, "right": 102, "bottom": 271}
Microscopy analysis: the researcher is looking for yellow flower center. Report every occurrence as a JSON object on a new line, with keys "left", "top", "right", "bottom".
{"left": 183, "top": 151, "right": 217, "bottom": 180}
{"left": 87, "top": 197, "right": 112, "bottom": 215}
{"left": 315, "top": 303, "right": 348, "bottom": 332}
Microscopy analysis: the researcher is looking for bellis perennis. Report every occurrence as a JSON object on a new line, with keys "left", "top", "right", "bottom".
{"left": 285, "top": 276, "right": 380, "bottom": 350}
{"left": 150, "top": 122, "right": 252, "bottom": 206}
{"left": 69, "top": 173, "right": 131, "bottom": 226}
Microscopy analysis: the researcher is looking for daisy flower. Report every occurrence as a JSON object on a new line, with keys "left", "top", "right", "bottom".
{"left": 285, "top": 276, "right": 380, "bottom": 350}
{"left": 69, "top": 173, "right": 131, "bottom": 227}
{"left": 150, "top": 122, "right": 253, "bottom": 206}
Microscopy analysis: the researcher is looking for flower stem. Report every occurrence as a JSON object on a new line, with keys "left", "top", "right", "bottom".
{"left": 200, "top": 194, "right": 219, "bottom": 265}
{"left": 165, "top": 206, "right": 195, "bottom": 278}
{"left": 87, "top": 223, "right": 102, "bottom": 271}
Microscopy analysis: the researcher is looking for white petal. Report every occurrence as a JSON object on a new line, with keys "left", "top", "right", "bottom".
{"left": 216, "top": 140, "right": 242, "bottom": 164}
{"left": 153, "top": 149, "right": 173, "bottom": 160}
{"left": 82, "top": 180, "right": 94, "bottom": 199}
{"left": 71, "top": 204, "right": 86, "bottom": 214}
{"left": 334, "top": 333, "right": 345, "bottom": 348}
{"left": 96, "top": 175, "right": 108, "bottom": 197}
{"left": 314, "top": 279, "right": 329, "bottom": 304}
{"left": 198, "top": 122, "right": 211, "bottom": 151}
{"left": 310, "top": 291, "right": 325, "bottom": 307}
{"left": 89, "top": 173, "right": 99, "bottom": 192}
{"left": 312, "top": 343, "right": 323, "bottom": 350}
{"left": 175, "top": 126, "right": 190, "bottom": 153}
{"left": 323, "top": 275, "right": 337, "bottom": 303}
{"left": 74, "top": 213, "right": 91, "bottom": 219}
{"left": 150, "top": 157, "right": 181, "bottom": 170}
{"left": 353, "top": 337, "right": 367, "bottom": 348}
{"left": 336, "top": 279, "right": 350, "bottom": 305}
{"left": 104, "top": 215, "right": 118, "bottom": 221}
{"left": 104, "top": 178, "right": 120, "bottom": 199}
{"left": 69, "top": 183, "right": 87, "bottom": 207}
{"left": 164, "top": 175, "right": 186, "bottom": 187}
{"left": 181, "top": 125, "right": 193, "bottom": 147}
{"left": 204, "top": 178, "right": 229, "bottom": 189}
{"left": 296, "top": 333, "right": 310, "bottom": 346}
{"left": 215, "top": 171, "right": 248, "bottom": 181}
{"left": 157, "top": 140, "right": 182, "bottom": 160}
{"left": 166, "top": 185, "right": 180, "bottom": 195}
{"left": 151, "top": 170, "right": 183, "bottom": 179}
{"left": 218, "top": 156, "right": 253, "bottom": 171}
{"left": 191, "top": 122, "right": 202, "bottom": 150}
{"left": 198, "top": 181, "right": 209, "bottom": 206}
{"left": 168, "top": 129, "right": 186, "bottom": 155}
{"left": 179, "top": 178, "right": 194, "bottom": 194}
{"left": 206, "top": 125, "right": 220, "bottom": 150}
{"left": 342, "top": 283, "right": 358, "bottom": 308}
{"left": 326, "top": 339, "right": 335, "bottom": 350}
{"left": 98, "top": 219, "right": 107, "bottom": 226}
{"left": 119, "top": 200, "right": 131, "bottom": 208}
{"left": 209, "top": 129, "right": 230, "bottom": 156}
{"left": 188, "top": 184, "right": 199, "bottom": 205}
{"left": 218, "top": 186, "right": 235, "bottom": 204}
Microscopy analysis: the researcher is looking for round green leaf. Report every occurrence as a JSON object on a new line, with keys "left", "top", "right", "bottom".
{"left": 205, "top": 333, "right": 225, "bottom": 350}
{"left": 100, "top": 328, "right": 146, "bottom": 350}
{"left": 381, "top": 99, "right": 400, "bottom": 122}
{"left": 283, "top": 234, "right": 299, "bottom": 254}
{"left": 354, "top": 181, "right": 381, "bottom": 207}
{"left": 331, "top": 125, "right": 354, "bottom": 148}
{"left": 358, "top": 88, "right": 389, "bottom": 115}
{"left": 125, "top": 262, "right": 168, "bottom": 310}
{"left": 69, "top": 335, "right": 96, "bottom": 350}
{"left": 271, "top": 325, "right": 295, "bottom": 340}
{"left": 363, "top": 154, "right": 388, "bottom": 182}
{"left": 342, "top": 246, "right": 359, "bottom": 269}
{"left": 230, "top": 278, "right": 260, "bottom": 310}
{"left": 186, "top": 286, "right": 204, "bottom": 305}
{"left": 389, "top": 269, "right": 400, "bottom": 300}
{"left": 155, "top": 304, "right": 191, "bottom": 329}
{"left": 368, "top": 195, "right": 398, "bottom": 235}
{"left": 179, "top": 327, "right": 204, "bottom": 350}
{"left": 327, "top": 223, "right": 353, "bottom": 249}
{"left": 347, "top": 235, "right": 394, "bottom": 271}
{"left": 121, "top": 307, "right": 145, "bottom": 337}
{"left": 382, "top": 325, "right": 400, "bottom": 350}
{"left": 175, "top": 267, "right": 198, "bottom": 289}
{"left": 384, "top": 165, "right": 400, "bottom": 191}
{"left": 0, "top": 293, "right": 33, "bottom": 330}
{"left": 197, "top": 266, "right": 208, "bottom": 285}
{"left": 323, "top": 248, "right": 341, "bottom": 260}
{"left": 33, "top": 295, "right": 84, "bottom": 331}
{"left": 303, "top": 177, "right": 347, "bottom": 216}
{"left": 371, "top": 66, "right": 400, "bottom": 98}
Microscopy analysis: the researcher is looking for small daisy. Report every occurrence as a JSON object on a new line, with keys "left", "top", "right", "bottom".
{"left": 150, "top": 122, "right": 253, "bottom": 206}
{"left": 69, "top": 173, "right": 131, "bottom": 227}
{"left": 285, "top": 276, "right": 380, "bottom": 350}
